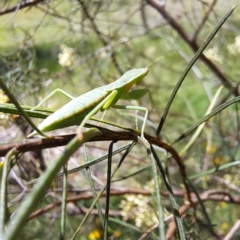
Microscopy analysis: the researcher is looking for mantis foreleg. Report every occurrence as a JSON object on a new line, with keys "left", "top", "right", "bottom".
{"left": 77, "top": 90, "right": 118, "bottom": 139}
{"left": 29, "top": 89, "right": 75, "bottom": 137}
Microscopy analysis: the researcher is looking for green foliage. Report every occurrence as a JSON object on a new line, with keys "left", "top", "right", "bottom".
{"left": 0, "top": 1, "right": 240, "bottom": 240}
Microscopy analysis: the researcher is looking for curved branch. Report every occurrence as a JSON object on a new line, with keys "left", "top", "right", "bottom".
{"left": 0, "top": 129, "right": 188, "bottom": 199}
{"left": 0, "top": 0, "right": 45, "bottom": 16}
{"left": 0, "top": 130, "right": 178, "bottom": 160}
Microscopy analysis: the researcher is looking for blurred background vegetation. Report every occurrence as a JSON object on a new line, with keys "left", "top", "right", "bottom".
{"left": 1, "top": 0, "right": 240, "bottom": 239}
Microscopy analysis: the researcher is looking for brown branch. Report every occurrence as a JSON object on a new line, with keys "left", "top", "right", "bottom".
{"left": 28, "top": 186, "right": 240, "bottom": 238}
{"left": 0, "top": 130, "right": 179, "bottom": 160}
{"left": 29, "top": 188, "right": 151, "bottom": 219}
{"left": 30, "top": 188, "right": 240, "bottom": 221}
{"left": 140, "top": 189, "right": 240, "bottom": 239}
{"left": 0, "top": 129, "right": 189, "bottom": 202}
{"left": 192, "top": 0, "right": 218, "bottom": 41}
{"left": 0, "top": 131, "right": 185, "bottom": 181}
{"left": 0, "top": 134, "right": 75, "bottom": 157}
{"left": 0, "top": 0, "right": 45, "bottom": 16}
{"left": 165, "top": 189, "right": 240, "bottom": 239}
{"left": 146, "top": 0, "right": 238, "bottom": 95}
{"left": 140, "top": 1, "right": 148, "bottom": 30}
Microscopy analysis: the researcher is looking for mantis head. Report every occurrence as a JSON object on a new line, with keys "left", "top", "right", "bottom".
{"left": 134, "top": 68, "right": 149, "bottom": 86}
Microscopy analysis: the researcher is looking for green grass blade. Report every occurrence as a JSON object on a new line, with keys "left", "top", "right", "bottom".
{"left": 83, "top": 143, "right": 105, "bottom": 228}
{"left": 28, "top": 143, "right": 130, "bottom": 186}
{"left": 2, "top": 128, "right": 101, "bottom": 240}
{"left": 151, "top": 146, "right": 186, "bottom": 240}
{"left": 172, "top": 96, "right": 240, "bottom": 144}
{"left": 0, "top": 150, "right": 15, "bottom": 236}
{"left": 0, "top": 78, "right": 48, "bottom": 136}
{"left": 137, "top": 137, "right": 165, "bottom": 239}
{"left": 60, "top": 162, "right": 68, "bottom": 240}
{"left": 179, "top": 85, "right": 224, "bottom": 154}
{"left": 188, "top": 161, "right": 240, "bottom": 180}
{"left": 104, "top": 141, "right": 114, "bottom": 240}
{"left": 187, "top": 181, "right": 213, "bottom": 233}
{"left": 156, "top": 6, "right": 236, "bottom": 137}
{"left": 109, "top": 217, "right": 142, "bottom": 233}
{"left": 0, "top": 103, "right": 53, "bottom": 118}
{"left": 71, "top": 141, "right": 136, "bottom": 240}
{"left": 150, "top": 148, "right": 164, "bottom": 239}
{"left": 55, "top": 144, "right": 133, "bottom": 178}
{"left": 112, "top": 165, "right": 152, "bottom": 182}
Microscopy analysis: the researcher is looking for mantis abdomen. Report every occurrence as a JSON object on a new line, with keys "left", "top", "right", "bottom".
{"left": 37, "top": 88, "right": 109, "bottom": 132}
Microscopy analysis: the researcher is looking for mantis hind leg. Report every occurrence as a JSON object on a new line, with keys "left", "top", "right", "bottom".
{"left": 112, "top": 104, "right": 148, "bottom": 139}
{"left": 119, "top": 88, "right": 153, "bottom": 139}
{"left": 31, "top": 88, "right": 75, "bottom": 111}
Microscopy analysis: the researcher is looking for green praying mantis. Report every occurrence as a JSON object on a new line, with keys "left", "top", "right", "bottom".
{"left": 29, "top": 68, "right": 153, "bottom": 139}
{"left": 0, "top": 68, "right": 154, "bottom": 240}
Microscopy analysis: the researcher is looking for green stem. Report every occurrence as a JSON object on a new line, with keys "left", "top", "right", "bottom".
{"left": 156, "top": 6, "right": 236, "bottom": 137}
{"left": 2, "top": 128, "right": 101, "bottom": 240}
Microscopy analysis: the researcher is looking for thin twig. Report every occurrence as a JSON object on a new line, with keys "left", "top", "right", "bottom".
{"left": 0, "top": 0, "right": 45, "bottom": 16}
{"left": 147, "top": 0, "right": 237, "bottom": 95}
{"left": 77, "top": 0, "right": 123, "bottom": 74}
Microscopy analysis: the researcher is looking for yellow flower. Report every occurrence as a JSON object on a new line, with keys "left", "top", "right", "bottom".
{"left": 0, "top": 89, "right": 9, "bottom": 103}
{"left": 88, "top": 229, "right": 102, "bottom": 240}
{"left": 113, "top": 230, "right": 122, "bottom": 238}
{"left": 206, "top": 145, "right": 216, "bottom": 153}
{"left": 202, "top": 175, "right": 209, "bottom": 181}
{"left": 214, "top": 157, "right": 221, "bottom": 166}
{"left": 221, "top": 222, "right": 228, "bottom": 230}
{"left": 220, "top": 201, "right": 227, "bottom": 208}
